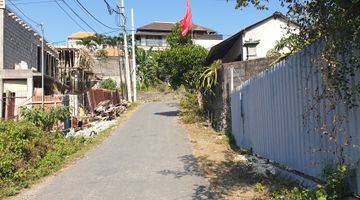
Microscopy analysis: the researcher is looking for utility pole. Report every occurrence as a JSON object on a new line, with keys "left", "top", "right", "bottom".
{"left": 131, "top": 8, "right": 137, "bottom": 102}
{"left": 40, "top": 23, "right": 45, "bottom": 109}
{"left": 117, "top": 41, "right": 124, "bottom": 97}
{"left": 120, "top": 0, "right": 132, "bottom": 102}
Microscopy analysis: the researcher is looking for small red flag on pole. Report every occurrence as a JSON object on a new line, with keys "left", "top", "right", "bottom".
{"left": 180, "top": 0, "right": 193, "bottom": 37}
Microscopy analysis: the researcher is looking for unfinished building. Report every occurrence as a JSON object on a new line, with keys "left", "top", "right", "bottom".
{"left": 0, "top": 1, "right": 61, "bottom": 119}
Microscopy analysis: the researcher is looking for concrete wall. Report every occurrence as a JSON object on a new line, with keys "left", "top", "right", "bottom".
{"left": 2, "top": 9, "right": 57, "bottom": 71}
{"left": 4, "top": 79, "right": 28, "bottom": 115}
{"left": 93, "top": 57, "right": 125, "bottom": 85}
{"left": 203, "top": 57, "right": 274, "bottom": 132}
{"left": 0, "top": 7, "right": 4, "bottom": 70}
{"left": 3, "top": 9, "right": 41, "bottom": 70}
{"left": 242, "top": 18, "right": 294, "bottom": 61}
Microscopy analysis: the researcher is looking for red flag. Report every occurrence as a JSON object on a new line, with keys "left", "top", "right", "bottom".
{"left": 180, "top": 0, "right": 193, "bottom": 37}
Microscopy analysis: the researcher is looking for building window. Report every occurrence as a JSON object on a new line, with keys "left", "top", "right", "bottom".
{"left": 247, "top": 45, "right": 257, "bottom": 57}
{"left": 145, "top": 36, "right": 163, "bottom": 46}
{"left": 244, "top": 40, "right": 260, "bottom": 60}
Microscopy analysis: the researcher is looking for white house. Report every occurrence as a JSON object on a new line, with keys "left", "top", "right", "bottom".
{"left": 135, "top": 22, "right": 223, "bottom": 50}
{"left": 206, "top": 12, "right": 299, "bottom": 64}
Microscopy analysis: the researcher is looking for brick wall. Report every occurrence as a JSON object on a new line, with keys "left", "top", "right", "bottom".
{"left": 203, "top": 57, "right": 275, "bottom": 133}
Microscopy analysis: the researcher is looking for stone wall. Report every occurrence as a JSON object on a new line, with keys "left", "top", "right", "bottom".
{"left": 204, "top": 57, "right": 275, "bottom": 133}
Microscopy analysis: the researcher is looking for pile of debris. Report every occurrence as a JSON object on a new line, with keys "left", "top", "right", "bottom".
{"left": 92, "top": 100, "right": 131, "bottom": 121}
{"left": 66, "top": 100, "right": 131, "bottom": 138}
{"left": 233, "top": 154, "right": 277, "bottom": 178}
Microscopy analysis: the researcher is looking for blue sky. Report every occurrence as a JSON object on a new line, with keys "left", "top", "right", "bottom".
{"left": 7, "top": 0, "right": 287, "bottom": 44}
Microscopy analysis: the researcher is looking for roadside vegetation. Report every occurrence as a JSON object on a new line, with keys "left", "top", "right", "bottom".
{"left": 0, "top": 104, "right": 139, "bottom": 198}
{"left": 99, "top": 78, "right": 118, "bottom": 91}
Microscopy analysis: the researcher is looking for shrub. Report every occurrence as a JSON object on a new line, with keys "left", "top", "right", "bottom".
{"left": 0, "top": 120, "right": 85, "bottom": 197}
{"left": 20, "top": 107, "right": 70, "bottom": 131}
{"left": 99, "top": 78, "right": 117, "bottom": 90}
{"left": 180, "top": 92, "right": 205, "bottom": 124}
{"left": 271, "top": 165, "right": 352, "bottom": 200}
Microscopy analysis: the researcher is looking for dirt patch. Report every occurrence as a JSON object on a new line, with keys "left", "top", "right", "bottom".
{"left": 138, "top": 91, "right": 179, "bottom": 103}
{"left": 181, "top": 121, "right": 291, "bottom": 200}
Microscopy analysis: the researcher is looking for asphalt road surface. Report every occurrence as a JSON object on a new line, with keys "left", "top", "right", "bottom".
{"left": 13, "top": 102, "right": 213, "bottom": 200}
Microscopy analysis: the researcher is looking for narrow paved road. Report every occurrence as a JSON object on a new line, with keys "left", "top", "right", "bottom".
{"left": 14, "top": 102, "right": 212, "bottom": 200}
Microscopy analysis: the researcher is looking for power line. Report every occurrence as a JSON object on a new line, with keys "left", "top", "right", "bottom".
{"left": 54, "top": 0, "right": 86, "bottom": 31}
{"left": 59, "top": 0, "right": 97, "bottom": 32}
{"left": 8, "top": 0, "right": 41, "bottom": 26}
{"left": 73, "top": 0, "right": 119, "bottom": 30}
{"left": 12, "top": 0, "right": 59, "bottom": 5}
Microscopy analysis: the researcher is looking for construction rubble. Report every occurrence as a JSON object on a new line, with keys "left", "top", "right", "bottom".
{"left": 66, "top": 99, "right": 131, "bottom": 138}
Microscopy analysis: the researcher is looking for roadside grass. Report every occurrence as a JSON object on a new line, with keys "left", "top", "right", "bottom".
{"left": 0, "top": 102, "right": 140, "bottom": 199}
{"left": 181, "top": 121, "right": 297, "bottom": 199}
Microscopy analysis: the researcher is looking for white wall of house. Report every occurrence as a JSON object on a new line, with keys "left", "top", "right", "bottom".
{"left": 193, "top": 39, "right": 222, "bottom": 50}
{"left": 68, "top": 39, "right": 81, "bottom": 48}
{"left": 242, "top": 18, "right": 294, "bottom": 61}
{"left": 4, "top": 79, "right": 29, "bottom": 115}
{"left": 137, "top": 35, "right": 169, "bottom": 51}
{"left": 137, "top": 35, "right": 222, "bottom": 51}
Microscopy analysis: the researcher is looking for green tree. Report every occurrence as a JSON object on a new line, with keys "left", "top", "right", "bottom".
{"left": 151, "top": 23, "right": 208, "bottom": 90}
{"left": 158, "top": 45, "right": 208, "bottom": 90}
{"left": 99, "top": 78, "right": 117, "bottom": 90}
{"left": 136, "top": 48, "right": 162, "bottom": 88}
{"left": 166, "top": 23, "right": 193, "bottom": 47}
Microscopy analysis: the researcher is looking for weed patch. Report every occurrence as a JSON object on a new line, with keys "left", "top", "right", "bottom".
{"left": 179, "top": 92, "right": 205, "bottom": 124}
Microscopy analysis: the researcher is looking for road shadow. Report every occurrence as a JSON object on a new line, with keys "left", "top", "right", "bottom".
{"left": 154, "top": 110, "right": 179, "bottom": 117}
{"left": 192, "top": 184, "right": 216, "bottom": 200}
{"left": 157, "top": 155, "right": 202, "bottom": 178}
{"left": 157, "top": 155, "right": 216, "bottom": 199}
